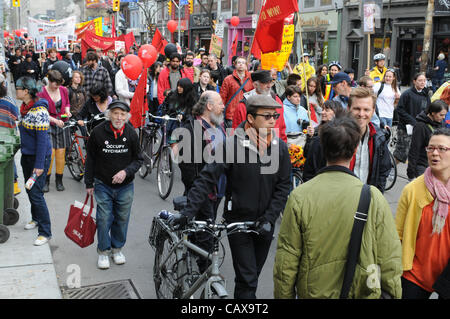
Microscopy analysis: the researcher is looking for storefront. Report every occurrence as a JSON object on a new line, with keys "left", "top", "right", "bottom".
{"left": 225, "top": 16, "right": 254, "bottom": 65}
{"left": 295, "top": 10, "right": 340, "bottom": 69}
{"left": 433, "top": 9, "right": 450, "bottom": 82}
{"left": 189, "top": 13, "right": 216, "bottom": 52}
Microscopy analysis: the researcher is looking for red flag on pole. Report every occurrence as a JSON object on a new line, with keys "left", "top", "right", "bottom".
{"left": 253, "top": 0, "right": 299, "bottom": 53}
{"left": 309, "top": 103, "right": 319, "bottom": 128}
{"left": 152, "top": 28, "right": 169, "bottom": 55}
{"left": 129, "top": 69, "right": 148, "bottom": 129}
{"left": 111, "top": 15, "right": 117, "bottom": 38}
{"left": 231, "top": 33, "right": 238, "bottom": 57}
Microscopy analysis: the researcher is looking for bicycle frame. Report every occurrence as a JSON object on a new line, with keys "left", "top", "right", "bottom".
{"left": 69, "top": 130, "right": 89, "bottom": 165}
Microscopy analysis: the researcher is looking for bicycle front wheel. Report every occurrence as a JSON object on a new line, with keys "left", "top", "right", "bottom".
{"left": 139, "top": 138, "right": 152, "bottom": 179}
{"left": 66, "top": 141, "right": 84, "bottom": 181}
{"left": 157, "top": 146, "right": 174, "bottom": 200}
{"left": 292, "top": 169, "right": 303, "bottom": 189}
{"left": 384, "top": 151, "right": 397, "bottom": 191}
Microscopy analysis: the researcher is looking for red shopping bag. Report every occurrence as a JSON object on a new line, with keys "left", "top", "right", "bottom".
{"left": 64, "top": 194, "right": 97, "bottom": 248}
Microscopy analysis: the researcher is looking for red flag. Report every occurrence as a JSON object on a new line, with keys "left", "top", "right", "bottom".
{"left": 253, "top": 0, "right": 299, "bottom": 53}
{"left": 129, "top": 69, "right": 148, "bottom": 129}
{"left": 231, "top": 33, "right": 238, "bottom": 57}
{"left": 309, "top": 103, "right": 319, "bottom": 128}
{"left": 152, "top": 28, "right": 168, "bottom": 55}
{"left": 250, "top": 35, "right": 261, "bottom": 60}
{"left": 111, "top": 15, "right": 116, "bottom": 38}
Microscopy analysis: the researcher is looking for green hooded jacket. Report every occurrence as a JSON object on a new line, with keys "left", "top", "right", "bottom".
{"left": 273, "top": 166, "right": 403, "bottom": 299}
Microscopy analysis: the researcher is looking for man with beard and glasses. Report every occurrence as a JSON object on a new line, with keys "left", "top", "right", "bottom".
{"left": 183, "top": 51, "right": 200, "bottom": 83}
{"left": 157, "top": 53, "right": 190, "bottom": 104}
{"left": 176, "top": 91, "right": 227, "bottom": 272}
{"left": 80, "top": 51, "right": 115, "bottom": 98}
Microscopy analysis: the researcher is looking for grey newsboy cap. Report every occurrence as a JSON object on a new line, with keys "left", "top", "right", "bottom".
{"left": 246, "top": 95, "right": 281, "bottom": 114}
{"left": 251, "top": 70, "right": 272, "bottom": 83}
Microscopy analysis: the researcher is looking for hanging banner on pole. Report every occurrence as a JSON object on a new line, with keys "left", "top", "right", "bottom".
{"left": 76, "top": 17, "right": 103, "bottom": 37}
{"left": 209, "top": 34, "right": 223, "bottom": 57}
{"left": 261, "top": 23, "right": 295, "bottom": 72}
{"left": 362, "top": 0, "right": 383, "bottom": 33}
{"left": 28, "top": 16, "right": 77, "bottom": 40}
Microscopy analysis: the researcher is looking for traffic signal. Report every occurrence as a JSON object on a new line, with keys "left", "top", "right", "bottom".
{"left": 188, "top": 0, "right": 193, "bottom": 14}
{"left": 112, "top": 0, "right": 120, "bottom": 12}
{"left": 168, "top": 1, "right": 172, "bottom": 16}
{"left": 12, "top": 0, "right": 20, "bottom": 7}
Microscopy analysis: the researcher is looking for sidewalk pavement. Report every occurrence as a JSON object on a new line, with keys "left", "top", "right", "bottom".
{"left": 0, "top": 153, "right": 61, "bottom": 299}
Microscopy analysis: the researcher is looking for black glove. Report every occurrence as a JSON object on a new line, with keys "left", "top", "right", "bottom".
{"left": 167, "top": 212, "right": 188, "bottom": 229}
{"left": 256, "top": 221, "right": 272, "bottom": 237}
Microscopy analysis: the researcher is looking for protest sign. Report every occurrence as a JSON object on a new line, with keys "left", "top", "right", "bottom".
{"left": 209, "top": 34, "right": 223, "bottom": 58}
{"left": 261, "top": 24, "right": 295, "bottom": 71}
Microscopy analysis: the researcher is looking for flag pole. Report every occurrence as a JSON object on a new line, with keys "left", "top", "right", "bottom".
{"left": 296, "top": 12, "right": 310, "bottom": 124}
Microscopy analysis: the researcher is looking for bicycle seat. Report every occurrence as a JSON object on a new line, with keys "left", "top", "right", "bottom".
{"left": 173, "top": 196, "right": 187, "bottom": 211}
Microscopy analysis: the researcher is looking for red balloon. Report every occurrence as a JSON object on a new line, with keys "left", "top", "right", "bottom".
{"left": 15, "top": 30, "right": 21, "bottom": 37}
{"left": 230, "top": 16, "right": 240, "bottom": 27}
{"left": 167, "top": 20, "right": 178, "bottom": 33}
{"left": 138, "top": 44, "right": 158, "bottom": 68}
{"left": 3, "top": 31, "right": 9, "bottom": 38}
{"left": 121, "top": 54, "right": 144, "bottom": 80}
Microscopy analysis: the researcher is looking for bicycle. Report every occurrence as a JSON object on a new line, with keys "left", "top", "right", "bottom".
{"left": 64, "top": 113, "right": 105, "bottom": 181}
{"left": 149, "top": 198, "right": 257, "bottom": 299}
{"left": 140, "top": 113, "right": 180, "bottom": 200}
{"left": 384, "top": 125, "right": 398, "bottom": 191}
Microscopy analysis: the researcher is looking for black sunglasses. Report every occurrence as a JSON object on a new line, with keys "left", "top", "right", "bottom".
{"left": 254, "top": 113, "right": 280, "bottom": 120}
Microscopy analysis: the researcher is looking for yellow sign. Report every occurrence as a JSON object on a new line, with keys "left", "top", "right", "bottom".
{"left": 12, "top": 0, "right": 20, "bottom": 7}
{"left": 209, "top": 34, "right": 223, "bottom": 58}
{"left": 261, "top": 24, "right": 295, "bottom": 72}
{"left": 76, "top": 17, "right": 103, "bottom": 37}
{"left": 374, "top": 38, "right": 390, "bottom": 49}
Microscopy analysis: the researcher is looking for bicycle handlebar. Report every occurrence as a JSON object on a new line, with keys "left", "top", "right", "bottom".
{"left": 149, "top": 113, "right": 181, "bottom": 122}
{"left": 64, "top": 113, "right": 106, "bottom": 129}
{"left": 184, "top": 220, "right": 257, "bottom": 235}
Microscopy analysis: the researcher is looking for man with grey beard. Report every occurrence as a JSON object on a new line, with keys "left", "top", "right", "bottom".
{"left": 176, "top": 91, "right": 226, "bottom": 272}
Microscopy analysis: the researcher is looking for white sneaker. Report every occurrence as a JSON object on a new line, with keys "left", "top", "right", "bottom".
{"left": 112, "top": 251, "right": 126, "bottom": 265}
{"left": 25, "top": 221, "right": 38, "bottom": 230}
{"left": 34, "top": 236, "right": 49, "bottom": 246}
{"left": 97, "top": 255, "right": 110, "bottom": 269}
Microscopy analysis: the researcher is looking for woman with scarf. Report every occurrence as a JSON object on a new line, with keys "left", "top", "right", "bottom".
{"left": 15, "top": 76, "right": 53, "bottom": 246}
{"left": 396, "top": 127, "right": 450, "bottom": 299}
{"left": 37, "top": 69, "right": 71, "bottom": 192}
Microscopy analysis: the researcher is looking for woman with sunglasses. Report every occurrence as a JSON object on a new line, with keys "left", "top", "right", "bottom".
{"left": 15, "top": 76, "right": 53, "bottom": 246}
{"left": 396, "top": 127, "right": 450, "bottom": 299}
{"left": 373, "top": 68, "right": 401, "bottom": 128}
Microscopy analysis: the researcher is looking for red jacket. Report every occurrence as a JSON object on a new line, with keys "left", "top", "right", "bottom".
{"left": 232, "top": 92, "right": 287, "bottom": 143}
{"left": 220, "top": 70, "right": 254, "bottom": 120}
{"left": 157, "top": 66, "right": 191, "bottom": 104}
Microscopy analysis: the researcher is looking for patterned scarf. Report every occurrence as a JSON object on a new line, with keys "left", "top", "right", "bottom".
{"left": 244, "top": 122, "right": 273, "bottom": 155}
{"left": 424, "top": 167, "right": 450, "bottom": 235}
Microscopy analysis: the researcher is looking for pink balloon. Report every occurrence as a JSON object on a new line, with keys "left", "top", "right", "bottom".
{"left": 138, "top": 44, "right": 158, "bottom": 68}
{"left": 121, "top": 54, "right": 144, "bottom": 80}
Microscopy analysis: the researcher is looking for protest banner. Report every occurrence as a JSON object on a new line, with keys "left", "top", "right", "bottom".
{"left": 85, "top": 0, "right": 111, "bottom": 8}
{"left": 81, "top": 30, "right": 136, "bottom": 57}
{"left": 261, "top": 23, "right": 295, "bottom": 71}
{"left": 28, "top": 16, "right": 76, "bottom": 40}
{"left": 209, "top": 34, "right": 223, "bottom": 58}
{"left": 76, "top": 17, "right": 103, "bottom": 37}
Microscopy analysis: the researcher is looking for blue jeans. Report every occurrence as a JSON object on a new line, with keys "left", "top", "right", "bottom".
{"left": 94, "top": 179, "right": 134, "bottom": 254}
{"left": 20, "top": 154, "right": 52, "bottom": 238}
{"left": 380, "top": 117, "right": 393, "bottom": 127}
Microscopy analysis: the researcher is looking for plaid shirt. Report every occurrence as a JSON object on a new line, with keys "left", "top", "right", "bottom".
{"left": 81, "top": 65, "right": 114, "bottom": 96}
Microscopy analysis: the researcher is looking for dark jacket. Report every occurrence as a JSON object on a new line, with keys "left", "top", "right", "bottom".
{"left": 42, "top": 58, "right": 59, "bottom": 77}
{"left": 20, "top": 60, "right": 40, "bottom": 80}
{"left": 407, "top": 111, "right": 443, "bottom": 179}
{"left": 396, "top": 87, "right": 431, "bottom": 131}
{"left": 8, "top": 54, "right": 23, "bottom": 80}
{"left": 303, "top": 123, "right": 392, "bottom": 193}
{"left": 182, "top": 121, "right": 291, "bottom": 226}
{"left": 208, "top": 63, "right": 226, "bottom": 88}
{"left": 192, "top": 82, "right": 215, "bottom": 102}
{"left": 84, "top": 121, "right": 143, "bottom": 189}
{"left": 75, "top": 97, "right": 109, "bottom": 132}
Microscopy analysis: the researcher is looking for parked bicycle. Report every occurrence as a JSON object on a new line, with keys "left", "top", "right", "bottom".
{"left": 64, "top": 113, "right": 105, "bottom": 181}
{"left": 149, "top": 206, "right": 257, "bottom": 299}
{"left": 139, "top": 113, "right": 180, "bottom": 200}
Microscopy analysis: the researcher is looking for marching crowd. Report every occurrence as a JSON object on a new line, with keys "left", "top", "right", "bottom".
{"left": 0, "top": 40, "right": 450, "bottom": 299}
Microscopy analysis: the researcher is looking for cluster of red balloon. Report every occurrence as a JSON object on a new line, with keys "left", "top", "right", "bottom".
{"left": 120, "top": 44, "right": 158, "bottom": 80}
{"left": 3, "top": 29, "right": 28, "bottom": 39}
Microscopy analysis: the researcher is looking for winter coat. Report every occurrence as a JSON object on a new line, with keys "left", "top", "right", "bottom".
{"left": 182, "top": 121, "right": 291, "bottom": 226}
{"left": 303, "top": 123, "right": 392, "bottom": 193}
{"left": 20, "top": 60, "right": 40, "bottom": 80}
{"left": 396, "top": 87, "right": 431, "bottom": 131}
{"left": 283, "top": 98, "right": 309, "bottom": 133}
{"left": 274, "top": 165, "right": 403, "bottom": 299}
{"left": 219, "top": 69, "right": 253, "bottom": 120}
{"left": 68, "top": 85, "right": 87, "bottom": 117}
{"left": 157, "top": 66, "right": 190, "bottom": 105}
{"left": 407, "top": 111, "right": 443, "bottom": 179}
{"left": 115, "top": 69, "right": 135, "bottom": 106}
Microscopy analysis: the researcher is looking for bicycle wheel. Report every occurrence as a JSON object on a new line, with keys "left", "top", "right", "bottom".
{"left": 384, "top": 151, "right": 397, "bottom": 191}
{"left": 292, "top": 169, "right": 303, "bottom": 189}
{"left": 157, "top": 146, "right": 174, "bottom": 200}
{"left": 139, "top": 138, "right": 152, "bottom": 179}
{"left": 66, "top": 141, "right": 84, "bottom": 181}
{"left": 153, "top": 227, "right": 181, "bottom": 299}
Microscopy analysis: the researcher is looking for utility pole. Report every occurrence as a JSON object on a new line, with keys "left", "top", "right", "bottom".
{"left": 0, "top": 0, "right": 4, "bottom": 60}
{"left": 420, "top": 0, "right": 434, "bottom": 73}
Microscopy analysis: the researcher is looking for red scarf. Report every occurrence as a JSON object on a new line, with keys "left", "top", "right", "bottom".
{"left": 110, "top": 122, "right": 124, "bottom": 139}
{"left": 20, "top": 100, "right": 35, "bottom": 117}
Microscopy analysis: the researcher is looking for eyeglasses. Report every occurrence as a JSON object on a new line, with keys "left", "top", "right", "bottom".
{"left": 425, "top": 146, "right": 450, "bottom": 153}
{"left": 15, "top": 86, "right": 24, "bottom": 90}
{"left": 254, "top": 113, "right": 280, "bottom": 120}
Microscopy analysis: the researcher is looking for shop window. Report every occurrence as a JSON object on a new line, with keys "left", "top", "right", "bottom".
{"left": 232, "top": 0, "right": 239, "bottom": 15}
{"left": 304, "top": 0, "right": 315, "bottom": 8}
{"left": 222, "top": 0, "right": 231, "bottom": 10}
{"left": 246, "top": 0, "right": 254, "bottom": 13}
{"left": 320, "top": 0, "right": 332, "bottom": 6}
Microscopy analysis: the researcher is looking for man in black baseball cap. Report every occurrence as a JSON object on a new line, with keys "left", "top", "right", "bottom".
{"left": 85, "top": 99, "right": 143, "bottom": 270}
{"left": 331, "top": 71, "right": 352, "bottom": 109}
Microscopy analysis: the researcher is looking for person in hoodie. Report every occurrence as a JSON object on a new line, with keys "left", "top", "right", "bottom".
{"left": 15, "top": 76, "right": 53, "bottom": 246}
{"left": 283, "top": 85, "right": 309, "bottom": 146}
{"left": 407, "top": 100, "right": 448, "bottom": 180}
{"left": 20, "top": 54, "right": 40, "bottom": 81}
{"left": 394, "top": 72, "right": 431, "bottom": 165}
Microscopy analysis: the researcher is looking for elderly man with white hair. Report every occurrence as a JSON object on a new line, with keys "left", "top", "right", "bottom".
{"left": 432, "top": 53, "right": 448, "bottom": 92}
{"left": 84, "top": 100, "right": 143, "bottom": 270}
